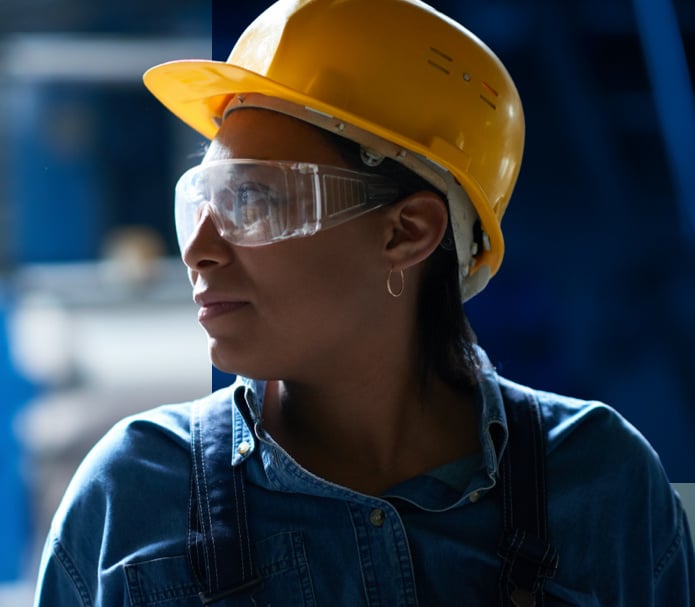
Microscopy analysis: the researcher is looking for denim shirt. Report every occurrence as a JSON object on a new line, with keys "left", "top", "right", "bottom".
{"left": 35, "top": 349, "right": 694, "bottom": 606}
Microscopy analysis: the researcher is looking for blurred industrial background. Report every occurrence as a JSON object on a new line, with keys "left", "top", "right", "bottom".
{"left": 0, "top": 0, "right": 693, "bottom": 603}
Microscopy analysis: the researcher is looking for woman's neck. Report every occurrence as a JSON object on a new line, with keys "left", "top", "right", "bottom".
{"left": 261, "top": 368, "right": 480, "bottom": 495}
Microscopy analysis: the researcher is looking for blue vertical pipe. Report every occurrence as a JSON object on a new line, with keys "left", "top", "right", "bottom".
{"left": 632, "top": 0, "right": 695, "bottom": 243}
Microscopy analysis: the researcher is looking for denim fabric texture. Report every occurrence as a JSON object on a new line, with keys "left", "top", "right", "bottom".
{"left": 34, "top": 348, "right": 695, "bottom": 606}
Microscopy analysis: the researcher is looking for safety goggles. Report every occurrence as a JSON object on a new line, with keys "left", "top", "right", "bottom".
{"left": 174, "top": 159, "right": 403, "bottom": 249}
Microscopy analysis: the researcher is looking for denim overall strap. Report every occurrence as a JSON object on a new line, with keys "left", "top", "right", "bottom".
{"left": 497, "top": 380, "right": 559, "bottom": 607}
{"left": 188, "top": 396, "right": 263, "bottom": 605}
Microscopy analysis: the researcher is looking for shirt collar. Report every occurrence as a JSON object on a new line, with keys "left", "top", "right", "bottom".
{"left": 229, "top": 376, "right": 266, "bottom": 466}
{"left": 229, "top": 346, "right": 509, "bottom": 485}
{"left": 472, "top": 345, "right": 509, "bottom": 484}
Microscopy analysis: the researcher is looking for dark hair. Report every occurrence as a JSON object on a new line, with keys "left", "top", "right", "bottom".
{"left": 322, "top": 131, "right": 481, "bottom": 391}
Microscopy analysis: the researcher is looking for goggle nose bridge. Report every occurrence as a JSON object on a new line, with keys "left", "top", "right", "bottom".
{"left": 184, "top": 201, "right": 228, "bottom": 249}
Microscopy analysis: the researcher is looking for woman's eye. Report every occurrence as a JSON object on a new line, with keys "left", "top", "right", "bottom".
{"left": 237, "top": 183, "right": 272, "bottom": 205}
{"left": 236, "top": 183, "right": 275, "bottom": 223}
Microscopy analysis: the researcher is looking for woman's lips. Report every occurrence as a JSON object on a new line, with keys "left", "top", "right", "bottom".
{"left": 197, "top": 300, "right": 249, "bottom": 322}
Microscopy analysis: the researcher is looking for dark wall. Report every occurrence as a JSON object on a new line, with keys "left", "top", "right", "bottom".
{"left": 211, "top": 0, "right": 695, "bottom": 480}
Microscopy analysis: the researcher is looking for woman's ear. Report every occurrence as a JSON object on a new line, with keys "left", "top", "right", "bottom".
{"left": 381, "top": 191, "right": 449, "bottom": 270}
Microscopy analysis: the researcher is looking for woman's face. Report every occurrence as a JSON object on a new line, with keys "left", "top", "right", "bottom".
{"left": 182, "top": 109, "right": 390, "bottom": 380}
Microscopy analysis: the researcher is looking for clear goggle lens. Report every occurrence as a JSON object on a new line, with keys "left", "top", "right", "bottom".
{"left": 174, "top": 159, "right": 402, "bottom": 250}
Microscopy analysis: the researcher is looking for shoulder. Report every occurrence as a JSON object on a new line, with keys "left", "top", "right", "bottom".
{"left": 53, "top": 387, "right": 239, "bottom": 524}
{"left": 528, "top": 382, "right": 663, "bottom": 486}
{"left": 511, "top": 380, "right": 662, "bottom": 487}
{"left": 500, "top": 377, "right": 656, "bottom": 474}
{"left": 37, "top": 388, "right": 239, "bottom": 605}
{"left": 49, "top": 400, "right": 194, "bottom": 542}
{"left": 48, "top": 388, "right": 237, "bottom": 558}
{"left": 505, "top": 380, "right": 692, "bottom": 598}
{"left": 59, "top": 401, "right": 194, "bottom": 505}
{"left": 500, "top": 378, "right": 664, "bottom": 511}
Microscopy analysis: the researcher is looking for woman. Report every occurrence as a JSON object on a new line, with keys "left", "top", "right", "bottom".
{"left": 35, "top": 0, "right": 694, "bottom": 605}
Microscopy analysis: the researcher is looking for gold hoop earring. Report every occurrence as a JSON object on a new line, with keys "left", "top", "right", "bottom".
{"left": 387, "top": 268, "right": 405, "bottom": 298}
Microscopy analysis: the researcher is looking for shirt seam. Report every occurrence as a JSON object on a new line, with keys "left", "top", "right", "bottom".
{"left": 53, "top": 536, "right": 94, "bottom": 607}
{"left": 653, "top": 507, "right": 686, "bottom": 581}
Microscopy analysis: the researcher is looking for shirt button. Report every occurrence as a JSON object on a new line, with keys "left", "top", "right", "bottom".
{"left": 369, "top": 508, "right": 386, "bottom": 527}
{"left": 469, "top": 491, "right": 481, "bottom": 503}
{"left": 237, "top": 441, "right": 250, "bottom": 455}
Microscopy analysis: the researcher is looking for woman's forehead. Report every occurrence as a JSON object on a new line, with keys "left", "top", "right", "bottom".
{"left": 206, "top": 108, "right": 349, "bottom": 167}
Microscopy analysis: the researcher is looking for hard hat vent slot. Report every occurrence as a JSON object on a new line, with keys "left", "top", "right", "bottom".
{"left": 481, "top": 81, "right": 499, "bottom": 97}
{"left": 480, "top": 95, "right": 497, "bottom": 111}
{"left": 480, "top": 81, "right": 499, "bottom": 110}
{"left": 428, "top": 47, "right": 453, "bottom": 75}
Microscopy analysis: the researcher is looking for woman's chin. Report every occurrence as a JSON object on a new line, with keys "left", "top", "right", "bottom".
{"left": 208, "top": 340, "right": 275, "bottom": 380}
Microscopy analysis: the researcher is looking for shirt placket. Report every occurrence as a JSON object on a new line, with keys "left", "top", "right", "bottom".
{"left": 347, "top": 501, "right": 419, "bottom": 607}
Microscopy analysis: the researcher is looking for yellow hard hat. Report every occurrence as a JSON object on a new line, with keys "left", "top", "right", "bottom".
{"left": 144, "top": 0, "right": 524, "bottom": 299}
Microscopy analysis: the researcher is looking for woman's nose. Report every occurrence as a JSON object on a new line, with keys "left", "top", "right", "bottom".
{"left": 181, "top": 206, "right": 234, "bottom": 272}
